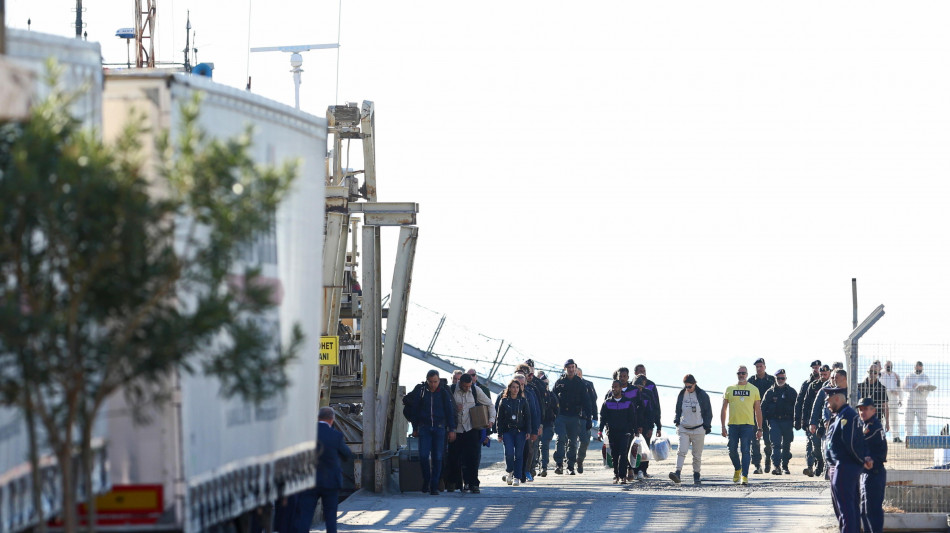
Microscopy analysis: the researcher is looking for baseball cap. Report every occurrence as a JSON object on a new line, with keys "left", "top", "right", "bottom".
{"left": 857, "top": 397, "right": 875, "bottom": 408}
{"left": 564, "top": 358, "right": 576, "bottom": 367}
{"left": 754, "top": 358, "right": 766, "bottom": 365}
{"left": 824, "top": 386, "right": 847, "bottom": 397}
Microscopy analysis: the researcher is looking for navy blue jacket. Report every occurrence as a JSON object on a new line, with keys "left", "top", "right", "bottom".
{"left": 762, "top": 384, "right": 798, "bottom": 421}
{"left": 525, "top": 386, "right": 542, "bottom": 435}
{"left": 412, "top": 385, "right": 457, "bottom": 431}
{"left": 553, "top": 375, "right": 588, "bottom": 417}
{"left": 794, "top": 373, "right": 819, "bottom": 427}
{"left": 639, "top": 378, "right": 662, "bottom": 427}
{"left": 826, "top": 404, "right": 867, "bottom": 467}
{"left": 582, "top": 379, "right": 598, "bottom": 423}
{"left": 861, "top": 414, "right": 888, "bottom": 473}
{"left": 316, "top": 422, "right": 354, "bottom": 490}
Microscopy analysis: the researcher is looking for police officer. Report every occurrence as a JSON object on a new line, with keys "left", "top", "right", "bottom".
{"left": 762, "top": 369, "right": 797, "bottom": 474}
{"left": 795, "top": 360, "right": 823, "bottom": 476}
{"left": 857, "top": 397, "right": 888, "bottom": 533}
{"left": 824, "top": 386, "right": 871, "bottom": 533}
{"left": 748, "top": 358, "right": 776, "bottom": 474}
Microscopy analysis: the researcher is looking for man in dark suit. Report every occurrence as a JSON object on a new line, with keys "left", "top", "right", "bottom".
{"left": 294, "top": 406, "right": 354, "bottom": 533}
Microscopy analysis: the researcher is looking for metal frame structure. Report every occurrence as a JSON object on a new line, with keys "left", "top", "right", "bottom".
{"left": 134, "top": 0, "right": 155, "bottom": 68}
{"left": 321, "top": 101, "right": 421, "bottom": 492}
{"left": 843, "top": 303, "right": 885, "bottom": 404}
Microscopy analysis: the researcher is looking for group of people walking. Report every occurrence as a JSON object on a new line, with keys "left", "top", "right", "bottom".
{"left": 403, "top": 356, "right": 931, "bottom": 533}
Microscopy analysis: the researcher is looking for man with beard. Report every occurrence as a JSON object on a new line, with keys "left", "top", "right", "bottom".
{"left": 762, "top": 369, "right": 796, "bottom": 475}
{"left": 749, "top": 358, "right": 776, "bottom": 474}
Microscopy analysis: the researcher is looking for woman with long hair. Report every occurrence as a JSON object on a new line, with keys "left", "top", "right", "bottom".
{"left": 496, "top": 379, "right": 531, "bottom": 486}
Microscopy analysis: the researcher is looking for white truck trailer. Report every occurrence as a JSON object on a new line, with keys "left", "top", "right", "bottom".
{"left": 97, "top": 72, "right": 326, "bottom": 532}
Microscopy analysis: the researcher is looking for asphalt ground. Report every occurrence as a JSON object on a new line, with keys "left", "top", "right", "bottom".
{"left": 330, "top": 436, "right": 839, "bottom": 532}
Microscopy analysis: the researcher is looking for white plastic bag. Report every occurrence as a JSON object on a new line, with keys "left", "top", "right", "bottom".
{"left": 651, "top": 435, "right": 671, "bottom": 461}
{"left": 630, "top": 434, "right": 652, "bottom": 464}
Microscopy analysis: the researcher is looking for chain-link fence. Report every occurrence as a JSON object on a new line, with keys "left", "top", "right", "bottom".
{"left": 856, "top": 343, "right": 950, "bottom": 515}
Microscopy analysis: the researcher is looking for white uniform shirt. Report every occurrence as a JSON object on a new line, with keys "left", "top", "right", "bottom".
{"left": 879, "top": 371, "right": 900, "bottom": 395}
{"left": 903, "top": 371, "right": 932, "bottom": 406}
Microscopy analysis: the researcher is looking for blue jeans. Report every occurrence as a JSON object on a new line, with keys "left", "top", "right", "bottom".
{"left": 727, "top": 424, "right": 756, "bottom": 476}
{"left": 553, "top": 415, "right": 585, "bottom": 469}
{"left": 502, "top": 430, "right": 526, "bottom": 478}
{"left": 418, "top": 426, "right": 446, "bottom": 491}
{"left": 768, "top": 419, "right": 794, "bottom": 469}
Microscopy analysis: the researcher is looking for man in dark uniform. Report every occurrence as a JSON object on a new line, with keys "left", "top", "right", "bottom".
{"left": 553, "top": 359, "right": 588, "bottom": 475}
{"left": 857, "top": 365, "right": 891, "bottom": 436}
{"left": 857, "top": 397, "right": 887, "bottom": 533}
{"left": 762, "top": 369, "right": 796, "bottom": 475}
{"left": 825, "top": 386, "right": 871, "bottom": 533}
{"left": 802, "top": 365, "right": 831, "bottom": 476}
{"left": 795, "top": 360, "right": 822, "bottom": 474}
{"left": 748, "top": 358, "right": 776, "bottom": 473}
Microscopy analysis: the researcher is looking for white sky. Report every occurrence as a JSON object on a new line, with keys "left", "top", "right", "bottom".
{"left": 8, "top": 1, "right": 950, "bottom": 399}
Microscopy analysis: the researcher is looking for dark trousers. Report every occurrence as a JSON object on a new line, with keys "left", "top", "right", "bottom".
{"left": 807, "top": 430, "right": 825, "bottom": 471}
{"left": 861, "top": 468, "right": 886, "bottom": 533}
{"left": 751, "top": 420, "right": 772, "bottom": 468}
{"left": 446, "top": 429, "right": 482, "bottom": 488}
{"left": 830, "top": 462, "right": 862, "bottom": 533}
{"left": 768, "top": 419, "right": 793, "bottom": 469}
{"left": 539, "top": 424, "right": 554, "bottom": 469}
{"left": 522, "top": 434, "right": 537, "bottom": 480}
{"left": 418, "top": 426, "right": 446, "bottom": 492}
{"left": 553, "top": 415, "right": 584, "bottom": 469}
{"left": 608, "top": 432, "right": 631, "bottom": 479}
{"left": 577, "top": 423, "right": 592, "bottom": 465}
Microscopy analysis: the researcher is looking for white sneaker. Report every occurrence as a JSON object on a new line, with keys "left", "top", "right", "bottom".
{"left": 637, "top": 471, "right": 645, "bottom": 481}
{"left": 506, "top": 473, "right": 513, "bottom": 485}
{"left": 512, "top": 479, "right": 520, "bottom": 486}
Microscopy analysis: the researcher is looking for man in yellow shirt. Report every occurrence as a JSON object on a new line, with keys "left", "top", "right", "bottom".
{"left": 721, "top": 365, "right": 764, "bottom": 485}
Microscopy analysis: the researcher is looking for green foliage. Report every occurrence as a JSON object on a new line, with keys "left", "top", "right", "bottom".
{"left": 0, "top": 79, "right": 304, "bottom": 451}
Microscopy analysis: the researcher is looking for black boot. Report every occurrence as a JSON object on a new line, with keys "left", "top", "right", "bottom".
{"left": 693, "top": 472, "right": 701, "bottom": 485}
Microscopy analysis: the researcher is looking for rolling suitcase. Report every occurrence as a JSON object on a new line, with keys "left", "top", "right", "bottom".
{"left": 399, "top": 437, "right": 425, "bottom": 492}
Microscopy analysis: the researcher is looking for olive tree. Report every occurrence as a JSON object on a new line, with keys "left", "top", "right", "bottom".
{"left": 0, "top": 78, "right": 304, "bottom": 532}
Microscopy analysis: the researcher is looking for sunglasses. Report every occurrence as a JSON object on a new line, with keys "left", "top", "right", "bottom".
{"left": 737, "top": 372, "right": 747, "bottom": 375}
{"left": 776, "top": 376, "right": 786, "bottom": 381}
{"left": 684, "top": 383, "right": 695, "bottom": 387}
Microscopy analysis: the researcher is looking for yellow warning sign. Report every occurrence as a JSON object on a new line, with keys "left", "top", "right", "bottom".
{"left": 320, "top": 336, "right": 339, "bottom": 365}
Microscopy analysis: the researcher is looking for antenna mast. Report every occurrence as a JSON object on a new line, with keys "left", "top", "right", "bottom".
{"left": 249, "top": 43, "right": 339, "bottom": 109}
{"left": 134, "top": 0, "right": 156, "bottom": 68}
{"left": 75, "top": 0, "right": 83, "bottom": 38}
{"left": 183, "top": 11, "right": 192, "bottom": 72}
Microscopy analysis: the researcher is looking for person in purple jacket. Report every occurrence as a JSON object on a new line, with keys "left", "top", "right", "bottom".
{"left": 600, "top": 380, "right": 638, "bottom": 484}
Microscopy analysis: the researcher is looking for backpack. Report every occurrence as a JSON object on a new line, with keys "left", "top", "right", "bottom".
{"left": 402, "top": 382, "right": 426, "bottom": 421}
